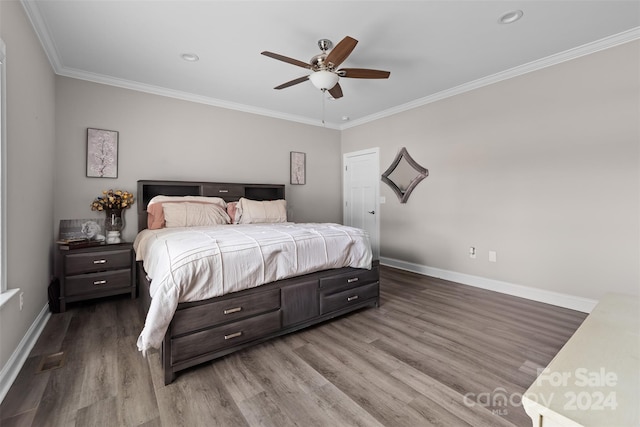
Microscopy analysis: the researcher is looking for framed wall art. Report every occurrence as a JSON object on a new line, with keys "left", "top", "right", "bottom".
{"left": 86, "top": 128, "right": 118, "bottom": 178}
{"left": 290, "top": 151, "right": 306, "bottom": 185}
{"left": 58, "top": 218, "right": 106, "bottom": 242}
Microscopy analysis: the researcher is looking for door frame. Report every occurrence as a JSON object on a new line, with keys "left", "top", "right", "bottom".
{"left": 342, "top": 147, "right": 380, "bottom": 259}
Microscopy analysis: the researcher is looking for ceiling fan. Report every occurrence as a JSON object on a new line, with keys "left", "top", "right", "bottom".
{"left": 261, "top": 36, "right": 390, "bottom": 99}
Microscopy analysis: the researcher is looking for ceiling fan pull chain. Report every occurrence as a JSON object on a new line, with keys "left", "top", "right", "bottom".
{"left": 321, "top": 89, "right": 326, "bottom": 126}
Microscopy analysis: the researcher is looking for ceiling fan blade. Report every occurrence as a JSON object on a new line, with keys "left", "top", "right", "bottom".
{"left": 328, "top": 83, "right": 343, "bottom": 99}
{"left": 261, "top": 51, "right": 311, "bottom": 69}
{"left": 339, "top": 68, "right": 390, "bottom": 79}
{"left": 274, "top": 76, "right": 309, "bottom": 90}
{"left": 325, "top": 36, "right": 358, "bottom": 68}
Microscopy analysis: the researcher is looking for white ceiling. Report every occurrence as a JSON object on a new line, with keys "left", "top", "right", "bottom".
{"left": 21, "top": 1, "right": 640, "bottom": 129}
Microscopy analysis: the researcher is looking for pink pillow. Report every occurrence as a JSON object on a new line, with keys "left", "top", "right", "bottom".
{"left": 147, "top": 203, "right": 166, "bottom": 229}
{"left": 226, "top": 202, "right": 238, "bottom": 224}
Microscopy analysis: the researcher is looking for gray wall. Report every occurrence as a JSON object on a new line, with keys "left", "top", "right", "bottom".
{"left": 2, "top": 4, "right": 342, "bottom": 379}
{"left": 54, "top": 77, "right": 342, "bottom": 243}
{"left": 343, "top": 40, "right": 640, "bottom": 300}
{"left": 3, "top": 0, "right": 638, "bottom": 388}
{"left": 0, "top": 1, "right": 56, "bottom": 370}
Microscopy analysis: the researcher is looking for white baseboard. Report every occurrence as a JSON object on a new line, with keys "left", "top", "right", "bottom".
{"left": 379, "top": 257, "right": 597, "bottom": 313}
{"left": 0, "top": 304, "right": 51, "bottom": 403}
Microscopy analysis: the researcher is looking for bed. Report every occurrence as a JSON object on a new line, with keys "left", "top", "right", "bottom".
{"left": 134, "top": 180, "right": 380, "bottom": 384}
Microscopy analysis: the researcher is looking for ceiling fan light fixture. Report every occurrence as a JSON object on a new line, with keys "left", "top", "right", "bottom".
{"left": 309, "top": 70, "right": 339, "bottom": 90}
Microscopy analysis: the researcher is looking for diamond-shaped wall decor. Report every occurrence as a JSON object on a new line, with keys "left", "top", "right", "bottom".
{"left": 381, "top": 147, "right": 428, "bottom": 203}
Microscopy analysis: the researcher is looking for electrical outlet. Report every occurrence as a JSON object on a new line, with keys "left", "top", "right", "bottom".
{"left": 469, "top": 247, "right": 476, "bottom": 259}
{"left": 19, "top": 292, "right": 24, "bottom": 311}
{"left": 489, "top": 251, "right": 497, "bottom": 262}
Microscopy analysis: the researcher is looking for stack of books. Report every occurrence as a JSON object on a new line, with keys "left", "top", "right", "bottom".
{"left": 56, "top": 238, "right": 103, "bottom": 250}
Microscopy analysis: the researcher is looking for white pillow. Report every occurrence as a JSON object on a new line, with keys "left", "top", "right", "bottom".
{"left": 163, "top": 202, "right": 230, "bottom": 227}
{"left": 235, "top": 198, "right": 287, "bottom": 224}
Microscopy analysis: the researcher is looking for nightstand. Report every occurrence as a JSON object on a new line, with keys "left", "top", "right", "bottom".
{"left": 55, "top": 242, "right": 136, "bottom": 312}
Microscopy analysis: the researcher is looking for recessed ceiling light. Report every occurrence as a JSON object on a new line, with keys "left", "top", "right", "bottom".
{"left": 498, "top": 10, "right": 524, "bottom": 24}
{"left": 181, "top": 53, "right": 199, "bottom": 62}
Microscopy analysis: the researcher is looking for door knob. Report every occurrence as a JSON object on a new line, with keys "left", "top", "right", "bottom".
{"left": 368, "top": 211, "right": 375, "bottom": 215}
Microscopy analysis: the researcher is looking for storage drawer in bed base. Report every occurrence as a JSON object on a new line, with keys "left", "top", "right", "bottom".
{"left": 165, "top": 296, "right": 379, "bottom": 382}
{"left": 152, "top": 262, "right": 380, "bottom": 385}
{"left": 171, "top": 288, "right": 281, "bottom": 336}
{"left": 320, "top": 282, "right": 379, "bottom": 315}
{"left": 171, "top": 309, "right": 281, "bottom": 365}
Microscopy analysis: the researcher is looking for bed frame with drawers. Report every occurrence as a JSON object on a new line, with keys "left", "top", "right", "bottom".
{"left": 136, "top": 180, "right": 380, "bottom": 384}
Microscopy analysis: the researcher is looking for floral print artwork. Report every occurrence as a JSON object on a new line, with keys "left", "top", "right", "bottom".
{"left": 87, "top": 128, "right": 118, "bottom": 178}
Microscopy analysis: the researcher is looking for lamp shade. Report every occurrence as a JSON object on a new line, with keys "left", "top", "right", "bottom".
{"left": 309, "top": 70, "right": 339, "bottom": 90}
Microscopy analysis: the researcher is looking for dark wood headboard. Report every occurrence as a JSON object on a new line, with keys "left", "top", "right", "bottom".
{"left": 137, "top": 180, "right": 285, "bottom": 231}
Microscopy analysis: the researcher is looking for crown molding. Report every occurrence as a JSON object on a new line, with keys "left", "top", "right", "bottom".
{"left": 19, "top": 0, "right": 340, "bottom": 130}
{"left": 341, "top": 27, "right": 640, "bottom": 130}
{"left": 57, "top": 66, "right": 341, "bottom": 130}
{"left": 20, "top": 0, "right": 63, "bottom": 72}
{"left": 19, "top": 0, "right": 639, "bottom": 130}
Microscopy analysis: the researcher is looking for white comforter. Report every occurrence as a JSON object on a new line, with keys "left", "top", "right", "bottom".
{"left": 134, "top": 223, "right": 372, "bottom": 353}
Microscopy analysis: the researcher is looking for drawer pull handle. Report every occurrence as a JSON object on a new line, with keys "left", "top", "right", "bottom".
{"left": 224, "top": 331, "right": 242, "bottom": 340}
{"left": 93, "top": 280, "right": 107, "bottom": 285}
{"left": 218, "top": 189, "right": 229, "bottom": 193}
{"left": 347, "top": 295, "right": 359, "bottom": 302}
{"left": 347, "top": 277, "right": 359, "bottom": 283}
{"left": 93, "top": 259, "right": 107, "bottom": 264}
{"left": 224, "top": 307, "right": 242, "bottom": 315}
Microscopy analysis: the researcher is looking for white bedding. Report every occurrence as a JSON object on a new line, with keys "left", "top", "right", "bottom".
{"left": 134, "top": 222, "right": 372, "bottom": 353}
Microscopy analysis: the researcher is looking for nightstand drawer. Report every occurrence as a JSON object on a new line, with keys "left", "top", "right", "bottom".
{"left": 56, "top": 242, "right": 135, "bottom": 312}
{"left": 320, "top": 282, "right": 379, "bottom": 315}
{"left": 65, "top": 269, "right": 131, "bottom": 296}
{"left": 65, "top": 248, "right": 132, "bottom": 275}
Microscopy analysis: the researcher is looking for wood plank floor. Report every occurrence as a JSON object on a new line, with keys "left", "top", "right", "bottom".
{"left": 1, "top": 266, "right": 587, "bottom": 427}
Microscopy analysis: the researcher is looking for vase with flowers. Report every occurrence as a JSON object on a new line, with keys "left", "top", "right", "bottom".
{"left": 91, "top": 189, "right": 134, "bottom": 244}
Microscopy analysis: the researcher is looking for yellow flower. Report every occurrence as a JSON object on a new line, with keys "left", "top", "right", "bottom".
{"left": 90, "top": 189, "right": 135, "bottom": 211}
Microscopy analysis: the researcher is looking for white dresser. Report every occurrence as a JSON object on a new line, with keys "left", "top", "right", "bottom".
{"left": 522, "top": 293, "right": 639, "bottom": 426}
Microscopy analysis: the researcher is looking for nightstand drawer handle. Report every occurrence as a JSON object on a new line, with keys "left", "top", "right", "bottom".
{"left": 93, "top": 280, "right": 107, "bottom": 285}
{"left": 218, "top": 189, "right": 229, "bottom": 193}
{"left": 93, "top": 259, "right": 107, "bottom": 264}
{"left": 224, "top": 307, "right": 242, "bottom": 315}
{"left": 347, "top": 277, "right": 359, "bottom": 283}
{"left": 347, "top": 295, "right": 359, "bottom": 302}
{"left": 224, "top": 331, "right": 242, "bottom": 340}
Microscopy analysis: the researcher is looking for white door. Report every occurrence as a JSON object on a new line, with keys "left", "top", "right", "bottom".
{"left": 343, "top": 148, "right": 380, "bottom": 259}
